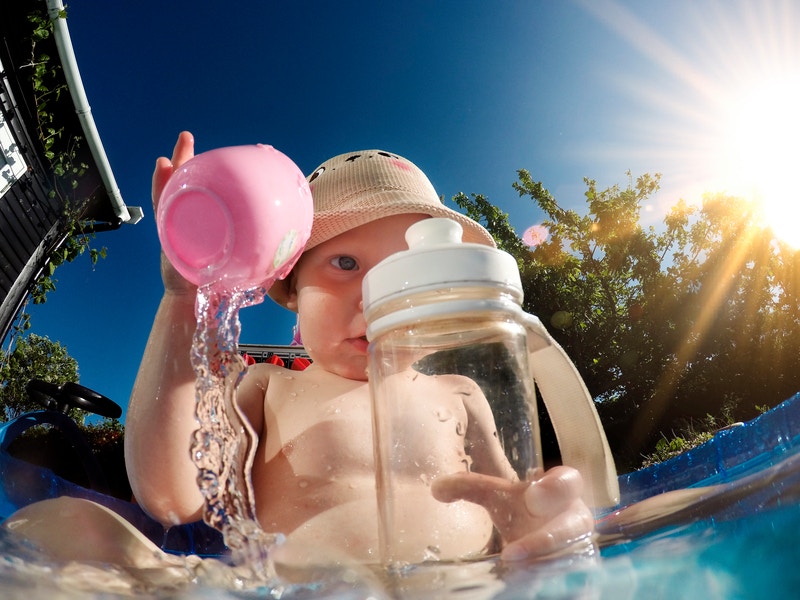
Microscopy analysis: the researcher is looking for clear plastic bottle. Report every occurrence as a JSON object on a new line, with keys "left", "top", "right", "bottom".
{"left": 363, "top": 218, "right": 543, "bottom": 565}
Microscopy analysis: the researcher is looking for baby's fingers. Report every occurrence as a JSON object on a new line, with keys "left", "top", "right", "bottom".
{"left": 432, "top": 468, "right": 595, "bottom": 562}
{"left": 151, "top": 131, "right": 195, "bottom": 210}
{"left": 432, "top": 472, "right": 534, "bottom": 544}
{"left": 151, "top": 132, "right": 197, "bottom": 293}
{"left": 170, "top": 131, "right": 195, "bottom": 167}
{"left": 431, "top": 472, "right": 526, "bottom": 508}
{"left": 524, "top": 466, "right": 584, "bottom": 520}
{"left": 500, "top": 498, "right": 595, "bottom": 562}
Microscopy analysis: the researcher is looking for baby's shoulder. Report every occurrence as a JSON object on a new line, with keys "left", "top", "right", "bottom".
{"left": 245, "top": 362, "right": 307, "bottom": 385}
{"left": 244, "top": 362, "right": 332, "bottom": 393}
{"left": 241, "top": 361, "right": 284, "bottom": 384}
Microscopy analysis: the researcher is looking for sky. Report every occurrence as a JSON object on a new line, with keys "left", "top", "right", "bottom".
{"left": 20, "top": 0, "right": 800, "bottom": 421}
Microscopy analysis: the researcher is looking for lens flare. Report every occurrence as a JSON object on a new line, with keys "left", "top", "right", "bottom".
{"left": 522, "top": 224, "right": 549, "bottom": 248}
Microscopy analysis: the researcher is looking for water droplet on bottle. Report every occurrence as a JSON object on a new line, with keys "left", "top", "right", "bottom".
{"left": 298, "top": 479, "right": 309, "bottom": 489}
{"left": 455, "top": 421, "right": 466, "bottom": 435}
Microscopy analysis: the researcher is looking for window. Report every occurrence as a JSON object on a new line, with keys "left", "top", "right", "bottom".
{"left": 0, "top": 100, "right": 27, "bottom": 198}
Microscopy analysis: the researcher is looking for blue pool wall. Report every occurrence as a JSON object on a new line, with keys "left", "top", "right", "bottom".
{"left": 618, "top": 392, "right": 800, "bottom": 505}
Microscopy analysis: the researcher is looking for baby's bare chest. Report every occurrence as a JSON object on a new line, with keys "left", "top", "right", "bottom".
{"left": 262, "top": 373, "right": 471, "bottom": 478}
{"left": 283, "top": 394, "right": 374, "bottom": 472}
{"left": 260, "top": 376, "right": 375, "bottom": 476}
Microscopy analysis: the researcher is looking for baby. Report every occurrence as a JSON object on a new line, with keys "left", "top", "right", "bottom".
{"left": 2, "top": 134, "right": 594, "bottom": 574}
{"left": 124, "top": 132, "right": 594, "bottom": 565}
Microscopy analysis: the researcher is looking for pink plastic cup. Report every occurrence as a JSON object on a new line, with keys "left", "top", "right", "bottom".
{"left": 157, "top": 144, "right": 313, "bottom": 290}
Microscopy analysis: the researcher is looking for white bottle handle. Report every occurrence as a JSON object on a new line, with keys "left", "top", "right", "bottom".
{"left": 523, "top": 313, "right": 620, "bottom": 509}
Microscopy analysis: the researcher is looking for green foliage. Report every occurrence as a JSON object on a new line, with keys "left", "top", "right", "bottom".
{"left": 455, "top": 172, "right": 800, "bottom": 470}
{"left": 0, "top": 333, "right": 79, "bottom": 420}
{"left": 26, "top": 9, "right": 85, "bottom": 191}
{"left": 640, "top": 413, "right": 725, "bottom": 468}
{"left": 7, "top": 413, "right": 124, "bottom": 451}
{"left": 81, "top": 417, "right": 124, "bottom": 448}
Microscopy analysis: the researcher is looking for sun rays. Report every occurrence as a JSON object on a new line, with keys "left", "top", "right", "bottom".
{"left": 580, "top": 0, "right": 800, "bottom": 246}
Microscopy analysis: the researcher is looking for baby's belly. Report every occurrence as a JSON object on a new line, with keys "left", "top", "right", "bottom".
{"left": 259, "top": 478, "right": 494, "bottom": 564}
{"left": 377, "top": 484, "right": 495, "bottom": 564}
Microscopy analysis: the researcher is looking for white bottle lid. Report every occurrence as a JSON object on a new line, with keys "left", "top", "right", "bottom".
{"left": 362, "top": 218, "right": 523, "bottom": 333}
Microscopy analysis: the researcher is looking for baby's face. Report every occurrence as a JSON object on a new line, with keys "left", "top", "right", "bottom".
{"left": 289, "top": 214, "right": 426, "bottom": 380}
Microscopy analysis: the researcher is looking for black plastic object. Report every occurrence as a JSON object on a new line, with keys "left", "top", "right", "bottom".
{"left": 26, "top": 379, "right": 122, "bottom": 419}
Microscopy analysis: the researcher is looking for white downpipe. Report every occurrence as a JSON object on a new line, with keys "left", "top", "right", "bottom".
{"left": 45, "top": 0, "right": 142, "bottom": 224}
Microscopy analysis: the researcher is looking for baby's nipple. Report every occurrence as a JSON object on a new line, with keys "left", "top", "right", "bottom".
{"left": 434, "top": 407, "right": 453, "bottom": 422}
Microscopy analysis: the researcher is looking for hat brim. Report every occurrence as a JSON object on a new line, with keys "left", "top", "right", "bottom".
{"left": 267, "top": 200, "right": 495, "bottom": 310}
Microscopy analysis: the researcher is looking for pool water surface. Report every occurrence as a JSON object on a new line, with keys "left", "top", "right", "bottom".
{"left": 2, "top": 394, "right": 800, "bottom": 598}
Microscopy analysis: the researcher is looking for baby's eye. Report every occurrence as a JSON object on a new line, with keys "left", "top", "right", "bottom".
{"left": 330, "top": 256, "right": 358, "bottom": 271}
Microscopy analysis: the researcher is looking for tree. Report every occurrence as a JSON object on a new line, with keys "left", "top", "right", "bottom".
{"left": 0, "top": 333, "right": 79, "bottom": 420}
{"left": 454, "top": 173, "right": 800, "bottom": 470}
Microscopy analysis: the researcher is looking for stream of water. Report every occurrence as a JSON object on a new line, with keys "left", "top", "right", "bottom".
{"left": 189, "top": 284, "right": 278, "bottom": 583}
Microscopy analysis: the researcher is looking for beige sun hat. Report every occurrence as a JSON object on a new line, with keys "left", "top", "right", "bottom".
{"left": 269, "top": 149, "right": 496, "bottom": 308}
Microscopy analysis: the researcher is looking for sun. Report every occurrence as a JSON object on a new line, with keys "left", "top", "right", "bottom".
{"left": 720, "top": 75, "right": 800, "bottom": 246}
{"left": 579, "top": 2, "right": 800, "bottom": 245}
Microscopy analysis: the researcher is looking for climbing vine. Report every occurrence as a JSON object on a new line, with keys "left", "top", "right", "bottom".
{"left": 8, "top": 7, "right": 107, "bottom": 339}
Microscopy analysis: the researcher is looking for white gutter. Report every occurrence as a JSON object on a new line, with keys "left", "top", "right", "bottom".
{"left": 45, "top": 0, "right": 143, "bottom": 224}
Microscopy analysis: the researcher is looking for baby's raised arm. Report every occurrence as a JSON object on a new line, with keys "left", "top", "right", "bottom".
{"left": 125, "top": 133, "right": 208, "bottom": 525}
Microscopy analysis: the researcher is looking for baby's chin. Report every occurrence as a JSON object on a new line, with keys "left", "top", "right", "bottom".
{"left": 316, "top": 357, "right": 369, "bottom": 382}
{"left": 337, "top": 366, "right": 369, "bottom": 382}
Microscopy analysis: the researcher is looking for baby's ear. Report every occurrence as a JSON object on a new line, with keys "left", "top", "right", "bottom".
{"left": 284, "top": 273, "right": 299, "bottom": 312}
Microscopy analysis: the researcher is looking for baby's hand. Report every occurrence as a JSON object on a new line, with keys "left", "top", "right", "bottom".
{"left": 152, "top": 132, "right": 196, "bottom": 294}
{"left": 430, "top": 466, "right": 594, "bottom": 562}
